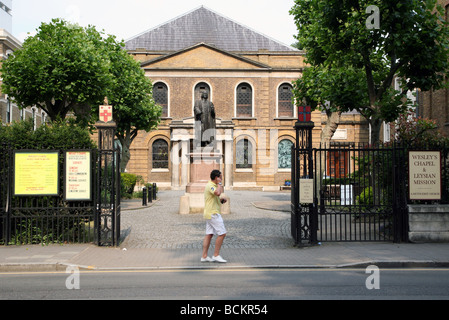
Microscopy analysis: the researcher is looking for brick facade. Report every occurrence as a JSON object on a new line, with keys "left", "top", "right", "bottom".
{"left": 418, "top": 0, "right": 449, "bottom": 136}
{"left": 124, "top": 8, "right": 369, "bottom": 190}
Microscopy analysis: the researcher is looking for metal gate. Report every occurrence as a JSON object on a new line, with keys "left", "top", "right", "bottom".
{"left": 291, "top": 122, "right": 408, "bottom": 246}
{"left": 0, "top": 144, "right": 121, "bottom": 246}
{"left": 312, "top": 144, "right": 407, "bottom": 243}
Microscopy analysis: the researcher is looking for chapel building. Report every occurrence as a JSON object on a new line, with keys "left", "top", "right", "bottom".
{"left": 124, "top": 6, "right": 369, "bottom": 190}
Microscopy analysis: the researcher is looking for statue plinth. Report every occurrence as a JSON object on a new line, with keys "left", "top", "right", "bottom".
{"left": 186, "top": 152, "right": 221, "bottom": 193}
{"left": 179, "top": 151, "right": 230, "bottom": 214}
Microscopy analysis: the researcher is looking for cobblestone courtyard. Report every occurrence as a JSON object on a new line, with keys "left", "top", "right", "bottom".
{"left": 120, "top": 190, "right": 294, "bottom": 249}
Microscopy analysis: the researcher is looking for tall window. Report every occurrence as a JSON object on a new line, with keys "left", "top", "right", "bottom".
{"left": 278, "top": 139, "right": 293, "bottom": 169}
{"left": 194, "top": 82, "right": 210, "bottom": 102}
{"left": 153, "top": 82, "right": 168, "bottom": 117}
{"left": 236, "top": 83, "right": 252, "bottom": 117}
{"left": 236, "top": 139, "right": 252, "bottom": 169}
{"left": 278, "top": 83, "right": 294, "bottom": 117}
{"left": 152, "top": 139, "right": 169, "bottom": 169}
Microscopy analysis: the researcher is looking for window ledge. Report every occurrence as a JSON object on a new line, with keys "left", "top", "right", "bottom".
{"left": 151, "top": 168, "right": 169, "bottom": 173}
{"left": 235, "top": 168, "right": 253, "bottom": 173}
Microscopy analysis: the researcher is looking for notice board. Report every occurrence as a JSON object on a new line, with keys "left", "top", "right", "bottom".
{"left": 409, "top": 151, "right": 441, "bottom": 200}
{"left": 14, "top": 151, "right": 59, "bottom": 196}
{"left": 64, "top": 151, "right": 92, "bottom": 201}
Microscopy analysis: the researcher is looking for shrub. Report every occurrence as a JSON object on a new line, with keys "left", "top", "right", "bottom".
{"left": 121, "top": 173, "right": 138, "bottom": 198}
{"left": 0, "top": 118, "right": 97, "bottom": 150}
{"left": 356, "top": 186, "right": 373, "bottom": 209}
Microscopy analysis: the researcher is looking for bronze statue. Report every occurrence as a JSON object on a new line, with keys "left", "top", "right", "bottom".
{"left": 194, "top": 91, "right": 216, "bottom": 150}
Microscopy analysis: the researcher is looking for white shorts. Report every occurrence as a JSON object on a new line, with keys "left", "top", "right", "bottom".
{"left": 205, "top": 214, "right": 227, "bottom": 236}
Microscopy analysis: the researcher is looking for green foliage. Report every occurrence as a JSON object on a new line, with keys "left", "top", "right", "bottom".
{"left": 120, "top": 173, "right": 138, "bottom": 198}
{"left": 1, "top": 18, "right": 161, "bottom": 172}
{"left": 97, "top": 47, "right": 162, "bottom": 171}
{"left": 290, "top": 0, "right": 449, "bottom": 142}
{"left": 356, "top": 186, "right": 373, "bottom": 209}
{"left": 1, "top": 19, "right": 113, "bottom": 123}
{"left": 396, "top": 108, "right": 449, "bottom": 147}
{"left": 0, "top": 118, "right": 97, "bottom": 150}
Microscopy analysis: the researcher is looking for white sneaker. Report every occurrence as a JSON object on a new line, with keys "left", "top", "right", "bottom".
{"left": 201, "top": 256, "right": 213, "bottom": 262}
{"left": 212, "top": 255, "right": 227, "bottom": 263}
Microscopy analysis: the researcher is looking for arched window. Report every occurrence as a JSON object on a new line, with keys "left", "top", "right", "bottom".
{"left": 278, "top": 139, "right": 293, "bottom": 169}
{"left": 152, "top": 139, "right": 169, "bottom": 169}
{"left": 278, "top": 83, "right": 294, "bottom": 117}
{"left": 153, "top": 82, "right": 168, "bottom": 117}
{"left": 194, "top": 82, "right": 211, "bottom": 102}
{"left": 236, "top": 83, "right": 253, "bottom": 117}
{"left": 236, "top": 139, "right": 253, "bottom": 169}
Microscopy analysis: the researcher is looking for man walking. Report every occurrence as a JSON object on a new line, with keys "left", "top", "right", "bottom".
{"left": 201, "top": 169, "right": 227, "bottom": 263}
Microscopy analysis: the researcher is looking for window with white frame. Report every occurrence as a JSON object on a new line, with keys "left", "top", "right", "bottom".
{"left": 236, "top": 83, "right": 253, "bottom": 117}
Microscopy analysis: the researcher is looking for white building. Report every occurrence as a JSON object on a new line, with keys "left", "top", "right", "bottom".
{"left": 0, "top": 1, "right": 12, "bottom": 33}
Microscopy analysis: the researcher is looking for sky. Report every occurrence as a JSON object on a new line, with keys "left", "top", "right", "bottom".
{"left": 10, "top": 0, "right": 299, "bottom": 46}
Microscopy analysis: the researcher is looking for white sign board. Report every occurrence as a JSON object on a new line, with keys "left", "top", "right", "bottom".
{"left": 300, "top": 179, "right": 314, "bottom": 204}
{"left": 340, "top": 185, "right": 353, "bottom": 205}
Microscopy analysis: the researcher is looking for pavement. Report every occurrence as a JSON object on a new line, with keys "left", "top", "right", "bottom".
{"left": 1, "top": 190, "right": 449, "bottom": 272}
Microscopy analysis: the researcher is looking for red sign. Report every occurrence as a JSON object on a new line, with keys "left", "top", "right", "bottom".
{"left": 99, "top": 105, "right": 113, "bottom": 122}
{"left": 298, "top": 106, "right": 311, "bottom": 122}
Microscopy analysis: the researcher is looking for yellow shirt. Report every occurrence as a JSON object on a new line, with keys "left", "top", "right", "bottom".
{"left": 204, "top": 180, "right": 221, "bottom": 219}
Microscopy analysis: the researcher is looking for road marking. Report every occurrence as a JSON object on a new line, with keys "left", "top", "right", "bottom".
{"left": 1, "top": 267, "right": 449, "bottom": 276}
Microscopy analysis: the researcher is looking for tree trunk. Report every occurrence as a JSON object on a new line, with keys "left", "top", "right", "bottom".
{"left": 315, "top": 110, "right": 342, "bottom": 201}
{"left": 118, "top": 133, "right": 132, "bottom": 173}
{"left": 369, "top": 117, "right": 382, "bottom": 146}
{"left": 320, "top": 111, "right": 342, "bottom": 146}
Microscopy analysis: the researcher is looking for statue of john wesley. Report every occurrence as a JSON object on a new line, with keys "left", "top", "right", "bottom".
{"left": 194, "top": 91, "right": 216, "bottom": 150}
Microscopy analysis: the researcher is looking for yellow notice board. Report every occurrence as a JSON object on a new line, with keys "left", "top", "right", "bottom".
{"left": 14, "top": 152, "right": 59, "bottom": 196}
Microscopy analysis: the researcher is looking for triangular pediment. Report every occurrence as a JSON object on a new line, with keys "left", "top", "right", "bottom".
{"left": 141, "top": 43, "right": 271, "bottom": 70}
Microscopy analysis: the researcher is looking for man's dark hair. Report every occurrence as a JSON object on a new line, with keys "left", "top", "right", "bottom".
{"left": 210, "top": 169, "right": 221, "bottom": 180}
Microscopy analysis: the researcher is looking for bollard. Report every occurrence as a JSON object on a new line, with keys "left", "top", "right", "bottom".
{"left": 148, "top": 184, "right": 152, "bottom": 203}
{"left": 142, "top": 187, "right": 147, "bottom": 206}
{"left": 153, "top": 183, "right": 157, "bottom": 200}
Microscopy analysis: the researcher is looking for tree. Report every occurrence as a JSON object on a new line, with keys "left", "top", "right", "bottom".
{"left": 1, "top": 19, "right": 113, "bottom": 123}
{"left": 290, "top": 0, "right": 449, "bottom": 143}
{"left": 2, "top": 18, "right": 162, "bottom": 172}
{"left": 95, "top": 47, "right": 162, "bottom": 171}
{"left": 293, "top": 63, "right": 368, "bottom": 145}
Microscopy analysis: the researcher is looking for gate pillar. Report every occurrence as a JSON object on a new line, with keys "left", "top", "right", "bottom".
{"left": 291, "top": 117, "right": 317, "bottom": 246}
{"left": 95, "top": 100, "right": 121, "bottom": 246}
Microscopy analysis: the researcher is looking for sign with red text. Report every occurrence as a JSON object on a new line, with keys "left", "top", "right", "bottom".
{"left": 409, "top": 151, "right": 441, "bottom": 200}
{"left": 64, "top": 151, "right": 91, "bottom": 201}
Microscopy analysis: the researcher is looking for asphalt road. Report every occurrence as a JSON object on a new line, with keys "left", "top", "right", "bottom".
{"left": 1, "top": 268, "right": 449, "bottom": 302}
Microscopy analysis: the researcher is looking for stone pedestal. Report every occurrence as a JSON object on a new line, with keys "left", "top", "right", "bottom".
{"left": 179, "top": 152, "right": 230, "bottom": 214}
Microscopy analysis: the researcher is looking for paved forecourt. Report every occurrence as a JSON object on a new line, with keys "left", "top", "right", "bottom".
{"left": 120, "top": 190, "right": 294, "bottom": 250}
